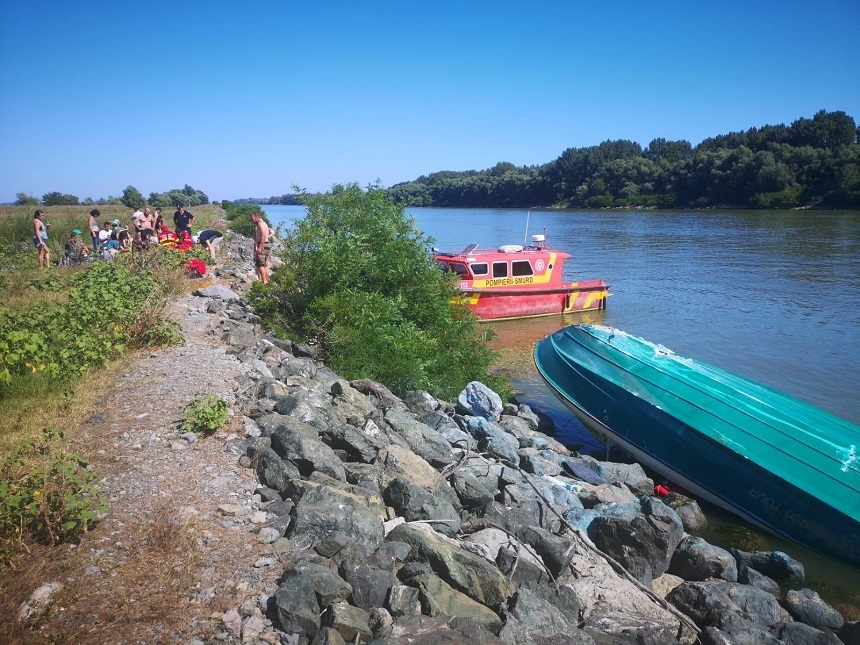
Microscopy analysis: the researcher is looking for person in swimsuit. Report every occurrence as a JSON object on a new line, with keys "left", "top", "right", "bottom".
{"left": 33, "top": 210, "right": 50, "bottom": 269}
{"left": 251, "top": 211, "right": 271, "bottom": 285}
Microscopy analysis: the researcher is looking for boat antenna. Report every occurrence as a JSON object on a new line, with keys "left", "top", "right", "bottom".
{"left": 524, "top": 210, "right": 531, "bottom": 244}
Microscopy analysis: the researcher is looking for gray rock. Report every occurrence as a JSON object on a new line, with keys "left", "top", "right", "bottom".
{"left": 383, "top": 478, "right": 461, "bottom": 536}
{"left": 369, "top": 607, "right": 394, "bottom": 639}
{"left": 325, "top": 601, "right": 372, "bottom": 643}
{"left": 292, "top": 484, "right": 384, "bottom": 559}
{"left": 321, "top": 423, "right": 387, "bottom": 463}
{"left": 593, "top": 460, "right": 653, "bottom": 496}
{"left": 715, "top": 581, "right": 791, "bottom": 630}
{"left": 517, "top": 525, "right": 576, "bottom": 577}
{"left": 274, "top": 571, "right": 321, "bottom": 638}
{"left": 386, "top": 523, "right": 516, "bottom": 609}
{"left": 388, "top": 584, "right": 422, "bottom": 617}
{"left": 518, "top": 448, "right": 563, "bottom": 476}
{"left": 310, "top": 627, "right": 347, "bottom": 644}
{"left": 293, "top": 562, "right": 353, "bottom": 608}
{"left": 385, "top": 613, "right": 505, "bottom": 644}
{"left": 403, "top": 390, "right": 441, "bottom": 416}
{"left": 663, "top": 492, "right": 707, "bottom": 532}
{"left": 783, "top": 588, "right": 844, "bottom": 631}
{"left": 582, "top": 606, "right": 677, "bottom": 645}
{"left": 275, "top": 390, "right": 338, "bottom": 430}
{"left": 588, "top": 498, "right": 683, "bottom": 585}
{"left": 776, "top": 621, "right": 843, "bottom": 645}
{"left": 342, "top": 563, "right": 397, "bottom": 610}
{"left": 457, "top": 381, "right": 504, "bottom": 421}
{"left": 458, "top": 415, "right": 520, "bottom": 450}
{"left": 667, "top": 580, "right": 790, "bottom": 633}
{"left": 730, "top": 549, "right": 805, "bottom": 586}
{"left": 496, "top": 545, "right": 553, "bottom": 589}
{"left": 195, "top": 284, "right": 241, "bottom": 302}
{"left": 366, "top": 541, "right": 412, "bottom": 571}
{"left": 277, "top": 354, "right": 318, "bottom": 381}
{"left": 251, "top": 445, "right": 300, "bottom": 494}
{"left": 407, "top": 571, "right": 503, "bottom": 634}
{"left": 737, "top": 564, "right": 781, "bottom": 597}
{"left": 669, "top": 535, "right": 738, "bottom": 582}
{"left": 450, "top": 470, "right": 496, "bottom": 509}
{"left": 480, "top": 435, "right": 521, "bottom": 465}
{"left": 270, "top": 421, "right": 346, "bottom": 481}
{"left": 499, "top": 588, "right": 580, "bottom": 645}
{"left": 384, "top": 408, "right": 454, "bottom": 467}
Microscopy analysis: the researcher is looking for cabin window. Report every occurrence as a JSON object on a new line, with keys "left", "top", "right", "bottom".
{"left": 436, "top": 260, "right": 449, "bottom": 271}
{"left": 511, "top": 260, "right": 533, "bottom": 277}
{"left": 447, "top": 262, "right": 469, "bottom": 276}
{"left": 470, "top": 262, "right": 488, "bottom": 276}
{"left": 492, "top": 262, "right": 508, "bottom": 278}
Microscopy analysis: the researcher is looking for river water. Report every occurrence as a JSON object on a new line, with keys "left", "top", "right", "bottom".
{"left": 264, "top": 204, "right": 860, "bottom": 602}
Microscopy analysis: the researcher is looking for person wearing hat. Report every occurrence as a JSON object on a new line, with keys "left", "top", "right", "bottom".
{"left": 64, "top": 229, "right": 89, "bottom": 264}
{"left": 173, "top": 203, "right": 194, "bottom": 237}
{"left": 194, "top": 229, "right": 224, "bottom": 260}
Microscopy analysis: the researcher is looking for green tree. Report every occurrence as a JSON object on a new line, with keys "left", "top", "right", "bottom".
{"left": 251, "top": 183, "right": 505, "bottom": 399}
{"left": 42, "top": 191, "right": 79, "bottom": 206}
{"left": 121, "top": 185, "right": 146, "bottom": 208}
{"left": 15, "top": 193, "right": 39, "bottom": 206}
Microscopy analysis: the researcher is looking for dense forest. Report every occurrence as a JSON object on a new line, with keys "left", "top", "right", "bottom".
{"left": 386, "top": 110, "right": 860, "bottom": 209}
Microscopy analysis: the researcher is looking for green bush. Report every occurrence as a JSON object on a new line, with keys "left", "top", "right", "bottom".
{"left": 0, "top": 428, "right": 107, "bottom": 558}
{"left": 181, "top": 393, "right": 228, "bottom": 435}
{"left": 250, "top": 182, "right": 507, "bottom": 400}
{"left": 222, "top": 201, "right": 271, "bottom": 238}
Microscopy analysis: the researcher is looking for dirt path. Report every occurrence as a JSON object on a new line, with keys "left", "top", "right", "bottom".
{"left": 7, "top": 284, "right": 284, "bottom": 643}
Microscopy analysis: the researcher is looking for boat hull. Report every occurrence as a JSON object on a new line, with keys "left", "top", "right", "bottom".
{"left": 460, "top": 280, "right": 608, "bottom": 321}
{"left": 534, "top": 324, "right": 860, "bottom": 569}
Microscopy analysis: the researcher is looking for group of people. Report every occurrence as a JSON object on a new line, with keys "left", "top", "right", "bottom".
{"left": 41, "top": 205, "right": 271, "bottom": 284}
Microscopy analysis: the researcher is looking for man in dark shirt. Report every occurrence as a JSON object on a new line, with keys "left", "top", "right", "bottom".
{"left": 173, "top": 203, "right": 194, "bottom": 236}
{"left": 194, "top": 229, "right": 224, "bottom": 260}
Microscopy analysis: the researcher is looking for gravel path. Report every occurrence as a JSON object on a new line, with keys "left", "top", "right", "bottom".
{"left": 23, "top": 277, "right": 285, "bottom": 643}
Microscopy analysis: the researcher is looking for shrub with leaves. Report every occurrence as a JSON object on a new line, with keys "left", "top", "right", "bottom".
{"left": 181, "top": 393, "right": 228, "bottom": 435}
{"left": 0, "top": 428, "right": 107, "bottom": 559}
{"left": 252, "top": 183, "right": 508, "bottom": 400}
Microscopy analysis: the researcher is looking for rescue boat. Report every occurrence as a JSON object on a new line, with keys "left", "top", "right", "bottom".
{"left": 434, "top": 234, "right": 608, "bottom": 321}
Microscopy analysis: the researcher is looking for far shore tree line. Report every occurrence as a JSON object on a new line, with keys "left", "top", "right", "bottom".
{"left": 386, "top": 110, "right": 860, "bottom": 210}
{"left": 15, "top": 184, "right": 211, "bottom": 209}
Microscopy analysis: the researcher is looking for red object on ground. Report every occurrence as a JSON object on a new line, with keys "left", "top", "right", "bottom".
{"left": 185, "top": 258, "right": 207, "bottom": 277}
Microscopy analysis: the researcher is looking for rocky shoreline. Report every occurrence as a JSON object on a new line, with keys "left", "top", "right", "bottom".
{"left": 188, "top": 231, "right": 857, "bottom": 644}
{"left": 19, "top": 229, "right": 857, "bottom": 644}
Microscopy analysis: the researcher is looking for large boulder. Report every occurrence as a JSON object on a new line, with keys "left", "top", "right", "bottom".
{"left": 376, "top": 443, "right": 443, "bottom": 491}
{"left": 669, "top": 536, "right": 738, "bottom": 582}
{"left": 274, "top": 571, "right": 321, "bottom": 638}
{"left": 251, "top": 445, "right": 300, "bottom": 494}
{"left": 384, "top": 408, "right": 454, "bottom": 467}
{"left": 588, "top": 497, "right": 683, "bottom": 585}
{"left": 386, "top": 523, "right": 516, "bottom": 608}
{"left": 320, "top": 422, "right": 388, "bottom": 463}
{"left": 457, "top": 381, "right": 504, "bottom": 421}
{"left": 342, "top": 563, "right": 397, "bottom": 611}
{"left": 783, "top": 588, "right": 844, "bottom": 631}
{"left": 292, "top": 484, "right": 385, "bottom": 559}
{"left": 499, "top": 587, "right": 589, "bottom": 645}
{"left": 293, "top": 561, "right": 353, "bottom": 608}
{"left": 402, "top": 570, "right": 503, "bottom": 634}
{"left": 269, "top": 417, "right": 347, "bottom": 481}
{"left": 325, "top": 601, "right": 372, "bottom": 643}
{"left": 384, "top": 478, "right": 461, "bottom": 537}
{"left": 582, "top": 606, "right": 678, "bottom": 645}
{"left": 730, "top": 549, "right": 805, "bottom": 586}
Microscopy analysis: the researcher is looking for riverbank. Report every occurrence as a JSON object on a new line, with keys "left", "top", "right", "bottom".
{"left": 4, "top": 231, "right": 858, "bottom": 644}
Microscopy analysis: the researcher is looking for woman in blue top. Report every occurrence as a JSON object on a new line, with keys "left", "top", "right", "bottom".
{"left": 32, "top": 209, "right": 50, "bottom": 270}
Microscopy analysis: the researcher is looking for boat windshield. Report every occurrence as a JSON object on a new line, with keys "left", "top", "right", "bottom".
{"left": 437, "top": 261, "right": 470, "bottom": 277}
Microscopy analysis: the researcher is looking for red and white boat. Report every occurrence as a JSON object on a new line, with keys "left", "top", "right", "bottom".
{"left": 434, "top": 234, "right": 609, "bottom": 321}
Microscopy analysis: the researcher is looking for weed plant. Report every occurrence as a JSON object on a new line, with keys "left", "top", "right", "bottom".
{"left": 0, "top": 428, "right": 108, "bottom": 561}
{"left": 181, "top": 393, "right": 228, "bottom": 435}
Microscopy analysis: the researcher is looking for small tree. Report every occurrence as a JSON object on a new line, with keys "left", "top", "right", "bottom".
{"left": 251, "top": 183, "right": 506, "bottom": 400}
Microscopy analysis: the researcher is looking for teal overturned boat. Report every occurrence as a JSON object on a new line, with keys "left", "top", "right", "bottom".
{"left": 534, "top": 324, "right": 860, "bottom": 569}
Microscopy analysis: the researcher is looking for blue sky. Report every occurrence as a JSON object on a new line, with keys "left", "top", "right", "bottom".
{"left": 1, "top": 0, "right": 858, "bottom": 203}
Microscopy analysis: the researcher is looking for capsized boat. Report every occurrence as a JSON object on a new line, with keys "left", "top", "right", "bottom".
{"left": 433, "top": 235, "right": 608, "bottom": 321}
{"left": 534, "top": 324, "right": 860, "bottom": 569}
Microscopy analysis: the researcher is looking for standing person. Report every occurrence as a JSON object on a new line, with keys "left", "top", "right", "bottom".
{"left": 153, "top": 208, "right": 164, "bottom": 237}
{"left": 88, "top": 208, "right": 101, "bottom": 252}
{"left": 132, "top": 205, "right": 143, "bottom": 222}
{"left": 137, "top": 207, "right": 154, "bottom": 243}
{"left": 173, "top": 203, "right": 194, "bottom": 237}
{"left": 194, "top": 229, "right": 224, "bottom": 260}
{"left": 32, "top": 210, "right": 50, "bottom": 270}
{"left": 251, "top": 211, "right": 271, "bottom": 285}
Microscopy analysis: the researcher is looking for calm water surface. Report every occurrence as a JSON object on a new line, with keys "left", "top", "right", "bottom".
{"left": 265, "top": 205, "right": 860, "bottom": 598}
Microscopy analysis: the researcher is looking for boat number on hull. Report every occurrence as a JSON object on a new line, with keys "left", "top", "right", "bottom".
{"left": 749, "top": 488, "right": 812, "bottom": 530}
